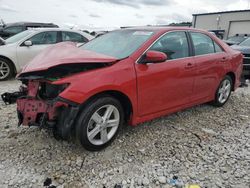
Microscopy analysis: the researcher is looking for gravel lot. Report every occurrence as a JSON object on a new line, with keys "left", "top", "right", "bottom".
{"left": 0, "top": 80, "right": 250, "bottom": 188}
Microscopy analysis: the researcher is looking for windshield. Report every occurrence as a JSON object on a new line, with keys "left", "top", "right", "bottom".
{"left": 81, "top": 30, "right": 155, "bottom": 59}
{"left": 239, "top": 37, "right": 250, "bottom": 47}
{"left": 5, "top": 30, "right": 33, "bottom": 44}
{"left": 227, "top": 36, "right": 247, "bottom": 43}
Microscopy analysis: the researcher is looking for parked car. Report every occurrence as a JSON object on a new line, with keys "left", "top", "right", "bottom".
{"left": 0, "top": 22, "right": 59, "bottom": 39}
{"left": 231, "top": 38, "right": 250, "bottom": 80}
{"left": 224, "top": 34, "right": 250, "bottom": 46}
{"left": 0, "top": 28, "right": 94, "bottom": 80}
{"left": 208, "top": 29, "right": 225, "bottom": 39}
{"left": 90, "top": 31, "right": 109, "bottom": 38}
{"left": 1, "top": 27, "right": 242, "bottom": 151}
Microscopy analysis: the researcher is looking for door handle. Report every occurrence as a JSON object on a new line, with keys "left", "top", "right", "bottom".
{"left": 185, "top": 63, "right": 194, "bottom": 69}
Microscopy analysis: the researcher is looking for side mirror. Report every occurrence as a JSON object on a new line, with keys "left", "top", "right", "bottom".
{"left": 139, "top": 50, "right": 167, "bottom": 64}
{"left": 24, "top": 40, "right": 32, "bottom": 47}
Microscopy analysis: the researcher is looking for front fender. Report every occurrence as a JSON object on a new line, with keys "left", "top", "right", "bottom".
{"left": 53, "top": 60, "right": 137, "bottom": 112}
{"left": 0, "top": 44, "right": 20, "bottom": 72}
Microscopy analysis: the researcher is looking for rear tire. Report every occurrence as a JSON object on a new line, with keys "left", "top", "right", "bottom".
{"left": 0, "top": 57, "right": 15, "bottom": 81}
{"left": 75, "top": 96, "right": 124, "bottom": 151}
{"left": 211, "top": 75, "right": 232, "bottom": 107}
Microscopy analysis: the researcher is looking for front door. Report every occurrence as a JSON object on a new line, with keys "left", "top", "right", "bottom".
{"left": 17, "top": 31, "right": 58, "bottom": 69}
{"left": 135, "top": 31, "right": 196, "bottom": 116}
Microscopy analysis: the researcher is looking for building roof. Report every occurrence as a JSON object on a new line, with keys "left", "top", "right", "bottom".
{"left": 193, "top": 9, "right": 250, "bottom": 16}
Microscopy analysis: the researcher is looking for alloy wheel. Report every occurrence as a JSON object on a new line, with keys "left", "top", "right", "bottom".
{"left": 218, "top": 79, "right": 231, "bottom": 104}
{"left": 0, "top": 61, "right": 10, "bottom": 80}
{"left": 87, "top": 104, "right": 120, "bottom": 145}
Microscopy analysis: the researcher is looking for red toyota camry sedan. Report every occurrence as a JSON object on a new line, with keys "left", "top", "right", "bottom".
{"left": 2, "top": 27, "right": 243, "bottom": 151}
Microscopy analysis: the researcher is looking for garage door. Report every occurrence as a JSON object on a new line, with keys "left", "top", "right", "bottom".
{"left": 228, "top": 21, "right": 250, "bottom": 37}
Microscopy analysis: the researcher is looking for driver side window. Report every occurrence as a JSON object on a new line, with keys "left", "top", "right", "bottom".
{"left": 28, "top": 31, "right": 57, "bottom": 45}
{"left": 149, "top": 31, "right": 189, "bottom": 60}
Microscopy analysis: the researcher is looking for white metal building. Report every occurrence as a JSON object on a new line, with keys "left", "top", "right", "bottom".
{"left": 192, "top": 10, "right": 250, "bottom": 39}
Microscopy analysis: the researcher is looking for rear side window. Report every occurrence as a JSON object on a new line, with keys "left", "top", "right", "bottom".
{"left": 150, "top": 31, "right": 189, "bottom": 60}
{"left": 62, "top": 32, "right": 87, "bottom": 43}
{"left": 190, "top": 32, "right": 215, "bottom": 56}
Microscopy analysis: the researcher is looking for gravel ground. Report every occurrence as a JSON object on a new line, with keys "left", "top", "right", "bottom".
{"left": 0, "top": 79, "right": 250, "bottom": 188}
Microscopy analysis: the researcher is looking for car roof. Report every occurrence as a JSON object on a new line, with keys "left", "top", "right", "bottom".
{"left": 122, "top": 26, "right": 193, "bottom": 31}
{"left": 27, "top": 28, "right": 83, "bottom": 32}
{"left": 4, "top": 22, "right": 58, "bottom": 27}
{"left": 120, "top": 26, "right": 204, "bottom": 33}
{"left": 26, "top": 28, "right": 94, "bottom": 40}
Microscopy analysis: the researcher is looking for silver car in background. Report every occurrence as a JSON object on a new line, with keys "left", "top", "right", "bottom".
{"left": 0, "top": 28, "right": 94, "bottom": 80}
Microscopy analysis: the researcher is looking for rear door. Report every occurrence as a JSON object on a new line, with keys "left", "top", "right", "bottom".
{"left": 135, "top": 31, "right": 196, "bottom": 116}
{"left": 189, "top": 32, "right": 228, "bottom": 103}
{"left": 16, "top": 31, "right": 58, "bottom": 68}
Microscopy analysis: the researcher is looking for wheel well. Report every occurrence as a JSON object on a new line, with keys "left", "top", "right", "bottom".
{"left": 0, "top": 55, "right": 17, "bottom": 74}
{"left": 226, "top": 72, "right": 235, "bottom": 90}
{"left": 81, "top": 91, "right": 133, "bottom": 123}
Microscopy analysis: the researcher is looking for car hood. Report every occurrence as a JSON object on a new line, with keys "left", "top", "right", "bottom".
{"left": 231, "top": 45, "right": 250, "bottom": 54}
{"left": 21, "top": 42, "right": 118, "bottom": 74}
{"left": 223, "top": 40, "right": 238, "bottom": 45}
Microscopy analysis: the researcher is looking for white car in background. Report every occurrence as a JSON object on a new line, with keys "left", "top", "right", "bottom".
{"left": 0, "top": 28, "right": 94, "bottom": 80}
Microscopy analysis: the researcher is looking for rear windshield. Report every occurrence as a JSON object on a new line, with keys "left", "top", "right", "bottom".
{"left": 81, "top": 30, "right": 155, "bottom": 59}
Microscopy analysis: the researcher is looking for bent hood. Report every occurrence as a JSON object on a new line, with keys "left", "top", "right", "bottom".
{"left": 21, "top": 42, "right": 118, "bottom": 74}
{"left": 223, "top": 40, "right": 238, "bottom": 46}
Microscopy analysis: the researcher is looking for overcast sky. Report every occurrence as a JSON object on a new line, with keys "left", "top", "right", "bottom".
{"left": 0, "top": 0, "right": 249, "bottom": 31}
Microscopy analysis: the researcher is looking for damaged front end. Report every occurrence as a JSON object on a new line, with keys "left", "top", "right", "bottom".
{"left": 1, "top": 62, "right": 111, "bottom": 139}
{"left": 16, "top": 80, "right": 69, "bottom": 127}
{"left": 1, "top": 61, "right": 114, "bottom": 140}
{"left": 1, "top": 42, "right": 119, "bottom": 139}
{"left": 1, "top": 77, "right": 80, "bottom": 139}
{"left": 2, "top": 63, "right": 111, "bottom": 127}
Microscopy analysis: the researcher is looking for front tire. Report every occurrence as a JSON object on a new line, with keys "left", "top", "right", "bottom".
{"left": 75, "top": 96, "right": 124, "bottom": 151}
{"left": 0, "top": 58, "right": 14, "bottom": 81}
{"left": 212, "top": 75, "right": 232, "bottom": 107}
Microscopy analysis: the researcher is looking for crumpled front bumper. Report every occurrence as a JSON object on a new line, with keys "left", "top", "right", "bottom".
{"left": 16, "top": 98, "right": 65, "bottom": 126}
{"left": 2, "top": 80, "right": 70, "bottom": 127}
{"left": 2, "top": 79, "right": 80, "bottom": 139}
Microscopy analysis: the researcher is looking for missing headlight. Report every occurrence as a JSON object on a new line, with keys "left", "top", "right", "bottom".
{"left": 38, "top": 82, "right": 69, "bottom": 100}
